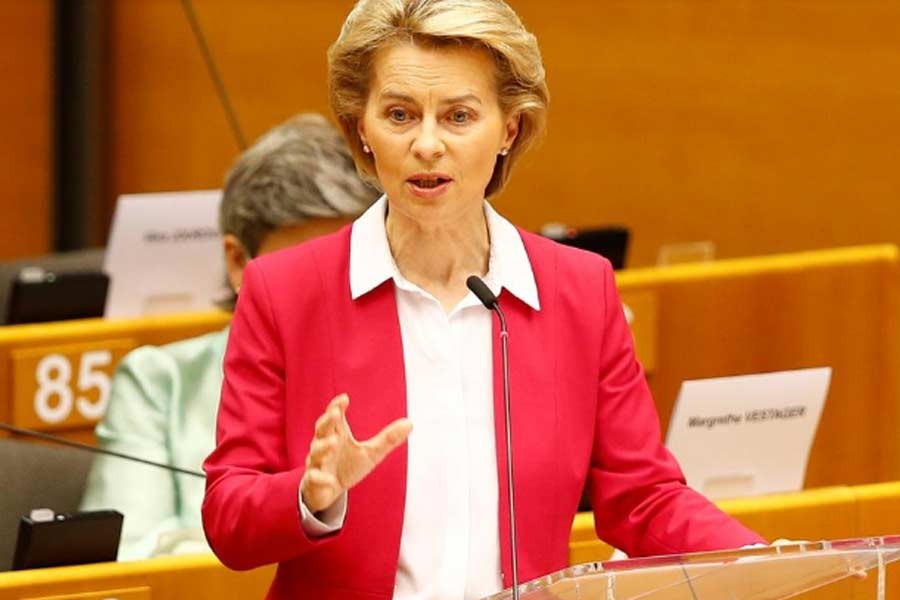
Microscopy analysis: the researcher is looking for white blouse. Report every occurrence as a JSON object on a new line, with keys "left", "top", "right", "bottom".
{"left": 302, "top": 196, "right": 540, "bottom": 600}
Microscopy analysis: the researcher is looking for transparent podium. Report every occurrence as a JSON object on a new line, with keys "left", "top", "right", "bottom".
{"left": 483, "top": 536, "right": 900, "bottom": 600}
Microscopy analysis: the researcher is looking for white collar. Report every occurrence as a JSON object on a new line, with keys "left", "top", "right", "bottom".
{"left": 349, "top": 195, "right": 540, "bottom": 311}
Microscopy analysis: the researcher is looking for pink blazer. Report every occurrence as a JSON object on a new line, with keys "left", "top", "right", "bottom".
{"left": 202, "top": 225, "right": 764, "bottom": 600}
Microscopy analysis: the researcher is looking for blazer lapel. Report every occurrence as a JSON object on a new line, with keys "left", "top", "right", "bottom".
{"left": 333, "top": 279, "right": 408, "bottom": 586}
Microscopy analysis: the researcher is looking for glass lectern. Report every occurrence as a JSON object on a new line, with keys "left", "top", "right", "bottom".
{"left": 482, "top": 536, "right": 900, "bottom": 600}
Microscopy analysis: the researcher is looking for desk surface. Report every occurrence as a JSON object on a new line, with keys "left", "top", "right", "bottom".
{"left": 0, "top": 554, "right": 275, "bottom": 600}
{"left": 4, "top": 479, "right": 900, "bottom": 599}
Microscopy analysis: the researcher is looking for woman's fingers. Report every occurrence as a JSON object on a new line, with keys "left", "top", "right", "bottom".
{"left": 307, "top": 435, "right": 338, "bottom": 466}
{"left": 330, "top": 393, "right": 350, "bottom": 413}
{"left": 363, "top": 418, "right": 413, "bottom": 465}
{"left": 313, "top": 410, "right": 335, "bottom": 437}
{"left": 314, "top": 394, "right": 350, "bottom": 437}
{"left": 302, "top": 395, "right": 356, "bottom": 513}
{"left": 305, "top": 395, "right": 411, "bottom": 503}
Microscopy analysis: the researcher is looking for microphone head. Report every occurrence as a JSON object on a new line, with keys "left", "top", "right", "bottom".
{"left": 466, "top": 275, "right": 498, "bottom": 309}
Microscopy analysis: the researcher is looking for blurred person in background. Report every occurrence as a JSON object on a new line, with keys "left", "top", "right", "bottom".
{"left": 80, "top": 113, "right": 379, "bottom": 560}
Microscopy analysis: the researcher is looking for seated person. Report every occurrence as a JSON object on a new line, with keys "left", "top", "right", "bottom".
{"left": 79, "top": 113, "right": 379, "bottom": 560}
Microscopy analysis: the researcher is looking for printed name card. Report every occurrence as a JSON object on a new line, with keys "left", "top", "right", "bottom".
{"left": 104, "top": 190, "right": 226, "bottom": 318}
{"left": 665, "top": 367, "right": 831, "bottom": 500}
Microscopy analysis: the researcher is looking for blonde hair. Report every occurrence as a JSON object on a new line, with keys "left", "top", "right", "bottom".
{"left": 328, "top": 0, "right": 549, "bottom": 197}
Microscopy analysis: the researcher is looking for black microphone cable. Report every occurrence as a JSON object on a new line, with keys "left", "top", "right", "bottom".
{"left": 0, "top": 422, "right": 205, "bottom": 479}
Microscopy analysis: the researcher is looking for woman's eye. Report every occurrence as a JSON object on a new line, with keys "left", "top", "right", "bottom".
{"left": 450, "top": 110, "right": 470, "bottom": 124}
{"left": 389, "top": 108, "right": 408, "bottom": 123}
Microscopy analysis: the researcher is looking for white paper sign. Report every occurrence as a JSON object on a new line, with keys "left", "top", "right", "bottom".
{"left": 665, "top": 367, "right": 830, "bottom": 500}
{"left": 104, "top": 190, "right": 227, "bottom": 318}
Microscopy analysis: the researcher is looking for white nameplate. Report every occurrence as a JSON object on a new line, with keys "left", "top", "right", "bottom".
{"left": 104, "top": 190, "right": 226, "bottom": 318}
{"left": 665, "top": 367, "right": 830, "bottom": 500}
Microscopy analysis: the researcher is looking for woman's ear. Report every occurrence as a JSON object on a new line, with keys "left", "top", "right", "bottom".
{"left": 223, "top": 234, "right": 249, "bottom": 293}
{"left": 357, "top": 119, "right": 368, "bottom": 150}
{"left": 502, "top": 112, "right": 521, "bottom": 151}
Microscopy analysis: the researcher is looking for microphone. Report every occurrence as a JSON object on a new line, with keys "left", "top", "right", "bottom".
{"left": 0, "top": 422, "right": 204, "bottom": 478}
{"left": 466, "top": 275, "right": 519, "bottom": 600}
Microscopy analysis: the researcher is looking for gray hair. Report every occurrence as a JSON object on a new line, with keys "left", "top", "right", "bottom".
{"left": 220, "top": 113, "right": 378, "bottom": 257}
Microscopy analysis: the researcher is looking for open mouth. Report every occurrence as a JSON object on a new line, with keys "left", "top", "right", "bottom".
{"left": 408, "top": 176, "right": 452, "bottom": 189}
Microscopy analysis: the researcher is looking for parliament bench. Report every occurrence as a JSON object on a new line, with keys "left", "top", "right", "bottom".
{"left": 617, "top": 244, "right": 900, "bottom": 488}
{"left": 0, "top": 311, "right": 229, "bottom": 446}
{"left": 3, "top": 245, "right": 898, "bottom": 484}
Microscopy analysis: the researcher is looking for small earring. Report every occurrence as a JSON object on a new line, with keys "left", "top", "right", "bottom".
{"left": 362, "top": 142, "right": 371, "bottom": 154}
{"left": 499, "top": 148, "right": 509, "bottom": 156}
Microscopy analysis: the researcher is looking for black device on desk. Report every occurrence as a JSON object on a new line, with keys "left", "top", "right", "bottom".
{"left": 11, "top": 509, "right": 122, "bottom": 570}
{"left": 541, "top": 224, "right": 630, "bottom": 270}
{"left": 6, "top": 268, "right": 109, "bottom": 325}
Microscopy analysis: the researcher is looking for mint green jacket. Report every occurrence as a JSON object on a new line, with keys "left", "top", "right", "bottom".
{"left": 80, "top": 328, "right": 228, "bottom": 560}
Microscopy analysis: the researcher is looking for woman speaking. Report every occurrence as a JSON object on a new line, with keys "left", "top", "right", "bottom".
{"left": 202, "top": 1, "right": 765, "bottom": 598}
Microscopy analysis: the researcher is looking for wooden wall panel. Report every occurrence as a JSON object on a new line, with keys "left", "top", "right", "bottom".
{"left": 107, "top": 1, "right": 900, "bottom": 267}
{"left": 106, "top": 0, "right": 354, "bottom": 204}
{"left": 0, "top": 0, "right": 52, "bottom": 259}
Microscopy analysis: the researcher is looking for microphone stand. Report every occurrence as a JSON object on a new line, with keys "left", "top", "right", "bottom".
{"left": 466, "top": 276, "right": 520, "bottom": 600}
{"left": 497, "top": 303, "right": 520, "bottom": 600}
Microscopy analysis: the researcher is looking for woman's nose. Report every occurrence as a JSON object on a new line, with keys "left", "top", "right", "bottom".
{"left": 410, "top": 120, "right": 446, "bottom": 161}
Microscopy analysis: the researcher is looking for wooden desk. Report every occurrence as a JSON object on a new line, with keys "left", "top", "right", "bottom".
{"left": 616, "top": 244, "right": 900, "bottom": 488}
{"left": 570, "top": 482, "right": 900, "bottom": 600}
{"left": 0, "top": 554, "right": 274, "bottom": 600}
{"left": 0, "top": 312, "right": 230, "bottom": 445}
{"left": 6, "top": 244, "right": 894, "bottom": 474}
{"left": 619, "top": 289, "right": 659, "bottom": 374}
{"left": 0, "top": 290, "right": 659, "bottom": 445}
{"left": 5, "top": 481, "right": 900, "bottom": 599}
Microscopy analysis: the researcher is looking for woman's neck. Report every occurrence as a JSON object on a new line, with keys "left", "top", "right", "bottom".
{"left": 385, "top": 202, "right": 490, "bottom": 313}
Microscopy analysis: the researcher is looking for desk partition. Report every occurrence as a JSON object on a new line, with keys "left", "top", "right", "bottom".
{"left": 617, "top": 244, "right": 900, "bottom": 488}
{"left": 2, "top": 246, "right": 898, "bottom": 480}
{"left": 0, "top": 554, "right": 274, "bottom": 600}
{"left": 0, "top": 312, "right": 229, "bottom": 444}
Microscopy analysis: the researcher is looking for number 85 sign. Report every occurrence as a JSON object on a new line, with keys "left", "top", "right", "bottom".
{"left": 11, "top": 339, "right": 136, "bottom": 430}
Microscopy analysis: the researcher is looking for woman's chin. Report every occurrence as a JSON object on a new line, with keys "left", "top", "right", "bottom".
{"left": 388, "top": 193, "right": 481, "bottom": 227}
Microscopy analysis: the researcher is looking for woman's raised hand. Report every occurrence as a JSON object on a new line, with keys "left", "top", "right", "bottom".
{"left": 300, "top": 393, "right": 413, "bottom": 514}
